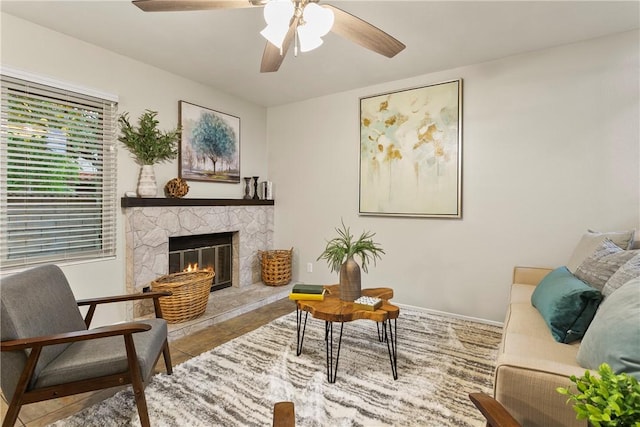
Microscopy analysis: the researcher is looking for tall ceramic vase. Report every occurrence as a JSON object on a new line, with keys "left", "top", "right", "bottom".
{"left": 137, "top": 164, "right": 157, "bottom": 198}
{"left": 339, "top": 256, "right": 362, "bottom": 301}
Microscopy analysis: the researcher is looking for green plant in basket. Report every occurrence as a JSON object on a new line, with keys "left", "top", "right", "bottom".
{"left": 556, "top": 363, "right": 640, "bottom": 427}
{"left": 317, "top": 220, "right": 384, "bottom": 273}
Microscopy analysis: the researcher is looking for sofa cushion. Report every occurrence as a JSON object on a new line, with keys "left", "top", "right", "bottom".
{"left": 531, "top": 266, "right": 602, "bottom": 343}
{"left": 574, "top": 239, "right": 638, "bottom": 291}
{"left": 576, "top": 278, "right": 640, "bottom": 379}
{"left": 35, "top": 318, "right": 168, "bottom": 388}
{"left": 602, "top": 253, "right": 640, "bottom": 297}
{"left": 566, "top": 230, "right": 635, "bottom": 273}
{"left": 499, "top": 333, "right": 582, "bottom": 373}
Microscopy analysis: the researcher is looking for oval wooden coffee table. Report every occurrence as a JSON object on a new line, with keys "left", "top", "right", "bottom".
{"left": 295, "top": 285, "right": 399, "bottom": 383}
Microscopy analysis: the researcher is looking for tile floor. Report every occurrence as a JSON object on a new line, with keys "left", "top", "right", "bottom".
{"left": 2, "top": 290, "right": 296, "bottom": 427}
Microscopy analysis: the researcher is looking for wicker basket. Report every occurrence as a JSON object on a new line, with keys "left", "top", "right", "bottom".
{"left": 259, "top": 248, "right": 293, "bottom": 286}
{"left": 151, "top": 270, "right": 214, "bottom": 323}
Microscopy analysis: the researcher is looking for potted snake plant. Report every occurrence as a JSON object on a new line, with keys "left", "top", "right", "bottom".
{"left": 317, "top": 220, "right": 384, "bottom": 301}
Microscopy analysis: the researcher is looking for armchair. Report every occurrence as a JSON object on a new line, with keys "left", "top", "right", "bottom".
{"left": 1, "top": 264, "right": 173, "bottom": 427}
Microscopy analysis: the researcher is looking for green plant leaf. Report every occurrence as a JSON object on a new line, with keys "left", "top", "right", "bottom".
{"left": 556, "top": 363, "right": 640, "bottom": 427}
{"left": 317, "top": 219, "right": 384, "bottom": 273}
{"left": 118, "top": 110, "right": 180, "bottom": 165}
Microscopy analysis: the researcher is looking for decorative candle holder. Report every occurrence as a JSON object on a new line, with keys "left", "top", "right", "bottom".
{"left": 243, "top": 177, "right": 252, "bottom": 199}
{"left": 252, "top": 176, "right": 260, "bottom": 200}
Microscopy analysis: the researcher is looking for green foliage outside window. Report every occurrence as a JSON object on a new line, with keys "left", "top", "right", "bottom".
{"left": 6, "top": 94, "right": 95, "bottom": 195}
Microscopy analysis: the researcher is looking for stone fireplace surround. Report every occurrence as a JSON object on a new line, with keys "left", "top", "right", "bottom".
{"left": 122, "top": 198, "right": 274, "bottom": 320}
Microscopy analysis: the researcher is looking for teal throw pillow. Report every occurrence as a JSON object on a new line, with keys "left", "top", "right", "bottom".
{"left": 531, "top": 266, "right": 603, "bottom": 343}
{"left": 577, "top": 278, "right": 640, "bottom": 380}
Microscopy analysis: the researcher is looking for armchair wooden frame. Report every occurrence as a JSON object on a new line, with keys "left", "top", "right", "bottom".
{"left": 469, "top": 393, "right": 522, "bottom": 427}
{"left": 1, "top": 291, "right": 173, "bottom": 427}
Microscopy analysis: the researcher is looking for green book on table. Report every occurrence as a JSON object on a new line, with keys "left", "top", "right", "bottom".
{"left": 292, "top": 284, "right": 324, "bottom": 294}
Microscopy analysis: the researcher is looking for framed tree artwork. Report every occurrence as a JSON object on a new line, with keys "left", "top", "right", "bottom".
{"left": 179, "top": 100, "right": 240, "bottom": 183}
{"left": 359, "top": 79, "right": 463, "bottom": 218}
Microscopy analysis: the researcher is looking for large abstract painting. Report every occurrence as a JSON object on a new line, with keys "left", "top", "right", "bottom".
{"left": 179, "top": 100, "right": 240, "bottom": 183}
{"left": 359, "top": 79, "right": 462, "bottom": 218}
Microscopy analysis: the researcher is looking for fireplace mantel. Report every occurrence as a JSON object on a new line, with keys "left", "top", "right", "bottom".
{"left": 121, "top": 197, "right": 274, "bottom": 208}
{"left": 123, "top": 199, "right": 274, "bottom": 319}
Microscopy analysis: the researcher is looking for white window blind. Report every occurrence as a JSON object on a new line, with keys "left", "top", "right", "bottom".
{"left": 0, "top": 74, "right": 118, "bottom": 269}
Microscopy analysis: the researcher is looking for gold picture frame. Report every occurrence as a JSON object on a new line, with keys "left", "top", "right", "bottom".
{"left": 359, "top": 79, "right": 463, "bottom": 218}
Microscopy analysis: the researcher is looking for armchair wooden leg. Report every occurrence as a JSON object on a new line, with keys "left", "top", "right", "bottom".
{"left": 3, "top": 400, "right": 22, "bottom": 427}
{"left": 132, "top": 379, "right": 150, "bottom": 427}
{"left": 162, "top": 340, "right": 173, "bottom": 375}
{"left": 3, "top": 346, "right": 43, "bottom": 427}
{"left": 124, "top": 334, "right": 151, "bottom": 427}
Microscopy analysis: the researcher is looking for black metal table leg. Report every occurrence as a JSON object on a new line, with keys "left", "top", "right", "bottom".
{"left": 376, "top": 322, "right": 384, "bottom": 342}
{"left": 383, "top": 318, "right": 398, "bottom": 380}
{"left": 325, "top": 321, "right": 344, "bottom": 383}
{"left": 296, "top": 306, "right": 308, "bottom": 356}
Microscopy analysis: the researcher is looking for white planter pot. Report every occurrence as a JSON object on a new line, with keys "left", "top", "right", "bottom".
{"left": 137, "top": 165, "right": 157, "bottom": 198}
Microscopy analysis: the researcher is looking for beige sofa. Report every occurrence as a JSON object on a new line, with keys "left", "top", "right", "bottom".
{"left": 494, "top": 267, "right": 590, "bottom": 427}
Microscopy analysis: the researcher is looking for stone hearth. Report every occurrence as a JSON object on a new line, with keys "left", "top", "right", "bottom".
{"left": 122, "top": 198, "right": 274, "bottom": 320}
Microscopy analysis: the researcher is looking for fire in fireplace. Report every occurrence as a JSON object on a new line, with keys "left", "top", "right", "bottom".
{"left": 168, "top": 232, "right": 233, "bottom": 291}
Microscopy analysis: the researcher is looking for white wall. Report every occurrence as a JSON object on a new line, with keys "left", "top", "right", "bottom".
{"left": 2, "top": 12, "right": 638, "bottom": 324}
{"left": 267, "top": 30, "right": 640, "bottom": 322}
{"left": 1, "top": 13, "right": 268, "bottom": 325}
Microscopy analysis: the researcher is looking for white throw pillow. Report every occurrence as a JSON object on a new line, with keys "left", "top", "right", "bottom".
{"left": 574, "top": 239, "right": 638, "bottom": 291}
{"left": 566, "top": 230, "right": 635, "bottom": 273}
{"left": 603, "top": 253, "right": 640, "bottom": 297}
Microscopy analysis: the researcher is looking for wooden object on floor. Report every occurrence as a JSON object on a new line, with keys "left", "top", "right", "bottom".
{"left": 296, "top": 285, "right": 398, "bottom": 323}
{"left": 272, "top": 401, "right": 295, "bottom": 427}
{"left": 469, "top": 393, "right": 522, "bottom": 427}
{"left": 296, "top": 285, "right": 399, "bottom": 383}
{"left": 1, "top": 265, "right": 173, "bottom": 427}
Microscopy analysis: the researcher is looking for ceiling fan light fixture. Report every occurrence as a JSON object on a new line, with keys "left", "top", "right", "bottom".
{"left": 296, "top": 25, "right": 323, "bottom": 53}
{"left": 302, "top": 3, "right": 334, "bottom": 38}
{"left": 296, "top": 3, "right": 334, "bottom": 53}
{"left": 260, "top": 0, "right": 294, "bottom": 49}
{"left": 260, "top": 24, "right": 289, "bottom": 49}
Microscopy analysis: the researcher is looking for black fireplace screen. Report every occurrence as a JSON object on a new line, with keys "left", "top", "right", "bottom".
{"left": 168, "top": 232, "right": 232, "bottom": 291}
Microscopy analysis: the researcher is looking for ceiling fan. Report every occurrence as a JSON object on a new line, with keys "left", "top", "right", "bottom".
{"left": 132, "top": 0, "right": 406, "bottom": 73}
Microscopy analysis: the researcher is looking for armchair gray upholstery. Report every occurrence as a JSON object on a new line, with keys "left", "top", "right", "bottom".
{"left": 1, "top": 264, "right": 173, "bottom": 427}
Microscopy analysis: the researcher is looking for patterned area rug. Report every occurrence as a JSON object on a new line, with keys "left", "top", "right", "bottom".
{"left": 50, "top": 308, "right": 502, "bottom": 427}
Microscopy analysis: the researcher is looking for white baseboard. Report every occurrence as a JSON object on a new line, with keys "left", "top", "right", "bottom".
{"left": 396, "top": 303, "right": 504, "bottom": 328}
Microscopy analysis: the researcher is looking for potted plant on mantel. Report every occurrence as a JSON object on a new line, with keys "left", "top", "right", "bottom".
{"left": 317, "top": 220, "right": 385, "bottom": 301}
{"left": 118, "top": 110, "right": 181, "bottom": 197}
{"left": 556, "top": 363, "right": 640, "bottom": 427}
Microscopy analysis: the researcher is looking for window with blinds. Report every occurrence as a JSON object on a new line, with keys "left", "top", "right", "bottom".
{"left": 0, "top": 73, "right": 117, "bottom": 269}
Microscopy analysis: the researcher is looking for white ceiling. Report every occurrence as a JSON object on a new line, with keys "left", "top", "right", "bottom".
{"left": 2, "top": 1, "right": 639, "bottom": 107}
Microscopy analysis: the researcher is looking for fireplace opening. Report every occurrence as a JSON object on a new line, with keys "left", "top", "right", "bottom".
{"left": 169, "top": 232, "right": 233, "bottom": 292}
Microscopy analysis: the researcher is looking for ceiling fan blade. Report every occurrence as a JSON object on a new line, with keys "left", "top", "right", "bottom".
{"left": 260, "top": 16, "right": 299, "bottom": 73}
{"left": 324, "top": 4, "right": 405, "bottom": 58}
{"left": 132, "top": 0, "right": 264, "bottom": 12}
